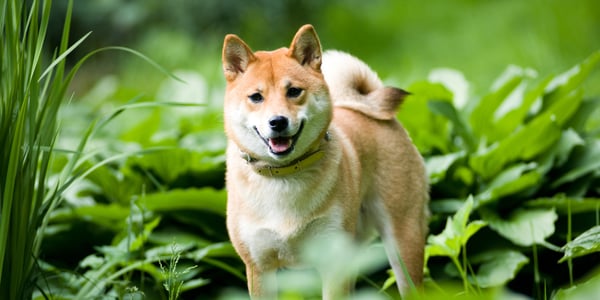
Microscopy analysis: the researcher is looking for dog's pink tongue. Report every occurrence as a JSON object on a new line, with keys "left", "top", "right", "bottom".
{"left": 269, "top": 137, "right": 292, "bottom": 153}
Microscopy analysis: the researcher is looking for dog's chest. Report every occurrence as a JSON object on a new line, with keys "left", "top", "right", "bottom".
{"left": 238, "top": 202, "right": 344, "bottom": 269}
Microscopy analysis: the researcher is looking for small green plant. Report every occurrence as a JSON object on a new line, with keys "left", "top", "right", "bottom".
{"left": 160, "top": 243, "right": 198, "bottom": 300}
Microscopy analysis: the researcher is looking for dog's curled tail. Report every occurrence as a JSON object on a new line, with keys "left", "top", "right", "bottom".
{"left": 321, "top": 50, "right": 409, "bottom": 120}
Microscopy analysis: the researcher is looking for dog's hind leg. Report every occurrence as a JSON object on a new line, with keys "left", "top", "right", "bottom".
{"left": 367, "top": 190, "right": 428, "bottom": 297}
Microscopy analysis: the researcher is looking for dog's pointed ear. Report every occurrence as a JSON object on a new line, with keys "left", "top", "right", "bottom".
{"left": 222, "top": 34, "right": 256, "bottom": 81}
{"left": 289, "top": 25, "right": 322, "bottom": 71}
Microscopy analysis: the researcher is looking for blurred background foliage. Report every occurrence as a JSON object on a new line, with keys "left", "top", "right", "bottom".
{"left": 50, "top": 0, "right": 600, "bottom": 96}
{"left": 24, "top": 0, "right": 600, "bottom": 299}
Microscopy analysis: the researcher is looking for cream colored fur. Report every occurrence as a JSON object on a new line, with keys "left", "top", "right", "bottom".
{"left": 222, "top": 24, "right": 429, "bottom": 299}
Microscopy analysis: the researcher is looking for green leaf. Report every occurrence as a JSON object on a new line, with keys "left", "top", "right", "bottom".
{"left": 475, "top": 163, "right": 541, "bottom": 207}
{"left": 559, "top": 225, "right": 600, "bottom": 263}
{"left": 554, "top": 270, "right": 600, "bottom": 300}
{"left": 543, "top": 50, "right": 600, "bottom": 110}
{"left": 130, "top": 217, "right": 161, "bottom": 252}
{"left": 190, "top": 242, "right": 238, "bottom": 261}
{"left": 493, "top": 76, "right": 553, "bottom": 140}
{"left": 139, "top": 188, "right": 226, "bottom": 216}
{"left": 552, "top": 139, "right": 600, "bottom": 188}
{"left": 74, "top": 204, "right": 130, "bottom": 229}
{"left": 567, "top": 98, "right": 600, "bottom": 134}
{"left": 398, "top": 81, "right": 453, "bottom": 154}
{"left": 480, "top": 208, "right": 557, "bottom": 247}
{"left": 469, "top": 67, "right": 525, "bottom": 141}
{"left": 428, "top": 101, "right": 476, "bottom": 151}
{"left": 536, "top": 129, "right": 585, "bottom": 175}
{"left": 425, "top": 151, "right": 466, "bottom": 184}
{"left": 527, "top": 197, "right": 600, "bottom": 215}
{"left": 426, "top": 196, "right": 486, "bottom": 259}
{"left": 470, "top": 249, "right": 529, "bottom": 288}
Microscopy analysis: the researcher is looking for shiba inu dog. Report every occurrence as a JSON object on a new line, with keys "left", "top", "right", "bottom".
{"left": 222, "top": 24, "right": 429, "bottom": 299}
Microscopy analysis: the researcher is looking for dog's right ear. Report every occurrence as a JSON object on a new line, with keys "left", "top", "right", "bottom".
{"left": 222, "top": 34, "right": 255, "bottom": 82}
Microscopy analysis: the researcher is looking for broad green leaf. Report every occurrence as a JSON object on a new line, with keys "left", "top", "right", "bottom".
{"left": 469, "top": 67, "right": 524, "bottom": 141}
{"left": 139, "top": 188, "right": 226, "bottom": 216}
{"left": 480, "top": 208, "right": 557, "bottom": 247}
{"left": 74, "top": 203, "right": 130, "bottom": 229}
{"left": 536, "top": 129, "right": 584, "bottom": 175}
{"left": 149, "top": 228, "right": 212, "bottom": 247}
{"left": 425, "top": 151, "right": 465, "bottom": 184}
{"left": 475, "top": 163, "right": 540, "bottom": 206}
{"left": 79, "top": 255, "right": 105, "bottom": 269}
{"left": 428, "top": 100, "right": 476, "bottom": 151}
{"left": 567, "top": 98, "right": 600, "bottom": 134}
{"left": 544, "top": 50, "right": 600, "bottom": 110}
{"left": 559, "top": 225, "right": 600, "bottom": 263}
{"left": 527, "top": 197, "right": 600, "bottom": 215}
{"left": 427, "top": 68, "right": 470, "bottom": 109}
{"left": 470, "top": 250, "right": 529, "bottom": 288}
{"left": 398, "top": 81, "right": 453, "bottom": 154}
{"left": 552, "top": 139, "right": 600, "bottom": 188}
{"left": 181, "top": 278, "right": 211, "bottom": 291}
{"left": 493, "top": 76, "right": 552, "bottom": 140}
{"left": 190, "top": 242, "right": 238, "bottom": 261}
{"left": 554, "top": 270, "right": 600, "bottom": 300}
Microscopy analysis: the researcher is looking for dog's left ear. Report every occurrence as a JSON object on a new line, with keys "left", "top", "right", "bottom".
{"left": 289, "top": 25, "right": 322, "bottom": 71}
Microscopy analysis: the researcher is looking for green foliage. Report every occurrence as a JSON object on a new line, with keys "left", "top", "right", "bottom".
{"left": 402, "top": 50, "right": 600, "bottom": 299}
{"left": 560, "top": 226, "right": 600, "bottom": 262}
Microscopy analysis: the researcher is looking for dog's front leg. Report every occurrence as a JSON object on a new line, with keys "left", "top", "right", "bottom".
{"left": 247, "top": 263, "right": 277, "bottom": 299}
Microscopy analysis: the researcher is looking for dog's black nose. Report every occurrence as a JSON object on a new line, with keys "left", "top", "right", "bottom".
{"left": 269, "top": 116, "right": 289, "bottom": 132}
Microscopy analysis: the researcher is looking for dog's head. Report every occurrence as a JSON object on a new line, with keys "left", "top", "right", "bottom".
{"left": 222, "top": 25, "right": 332, "bottom": 165}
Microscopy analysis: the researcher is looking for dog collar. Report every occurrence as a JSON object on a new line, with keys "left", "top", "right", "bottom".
{"left": 240, "top": 131, "right": 330, "bottom": 177}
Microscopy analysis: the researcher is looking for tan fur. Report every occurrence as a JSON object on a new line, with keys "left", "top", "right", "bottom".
{"left": 222, "top": 25, "right": 429, "bottom": 299}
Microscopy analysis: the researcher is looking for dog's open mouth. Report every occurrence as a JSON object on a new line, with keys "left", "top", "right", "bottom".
{"left": 255, "top": 121, "right": 304, "bottom": 156}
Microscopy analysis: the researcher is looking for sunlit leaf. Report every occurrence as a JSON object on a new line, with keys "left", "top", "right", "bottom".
{"left": 559, "top": 226, "right": 600, "bottom": 263}
{"left": 398, "top": 81, "right": 453, "bottom": 154}
{"left": 426, "top": 197, "right": 486, "bottom": 258}
{"left": 480, "top": 208, "right": 557, "bottom": 247}
{"left": 554, "top": 270, "right": 600, "bottom": 300}
{"left": 425, "top": 151, "right": 465, "bottom": 184}
{"left": 74, "top": 203, "right": 130, "bottom": 229}
{"left": 469, "top": 68, "right": 524, "bottom": 141}
{"left": 552, "top": 139, "right": 600, "bottom": 188}
{"left": 470, "top": 250, "right": 529, "bottom": 288}
{"left": 429, "top": 100, "right": 476, "bottom": 151}
{"left": 544, "top": 50, "right": 600, "bottom": 110}
{"left": 190, "top": 242, "right": 238, "bottom": 261}
{"left": 527, "top": 197, "right": 600, "bottom": 214}
{"left": 474, "top": 163, "right": 541, "bottom": 206}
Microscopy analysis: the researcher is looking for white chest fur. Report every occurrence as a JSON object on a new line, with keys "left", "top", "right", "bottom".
{"left": 235, "top": 170, "right": 343, "bottom": 269}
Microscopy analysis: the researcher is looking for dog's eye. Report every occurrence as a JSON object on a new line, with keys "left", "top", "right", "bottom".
{"left": 286, "top": 87, "right": 303, "bottom": 98}
{"left": 248, "top": 93, "right": 264, "bottom": 103}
